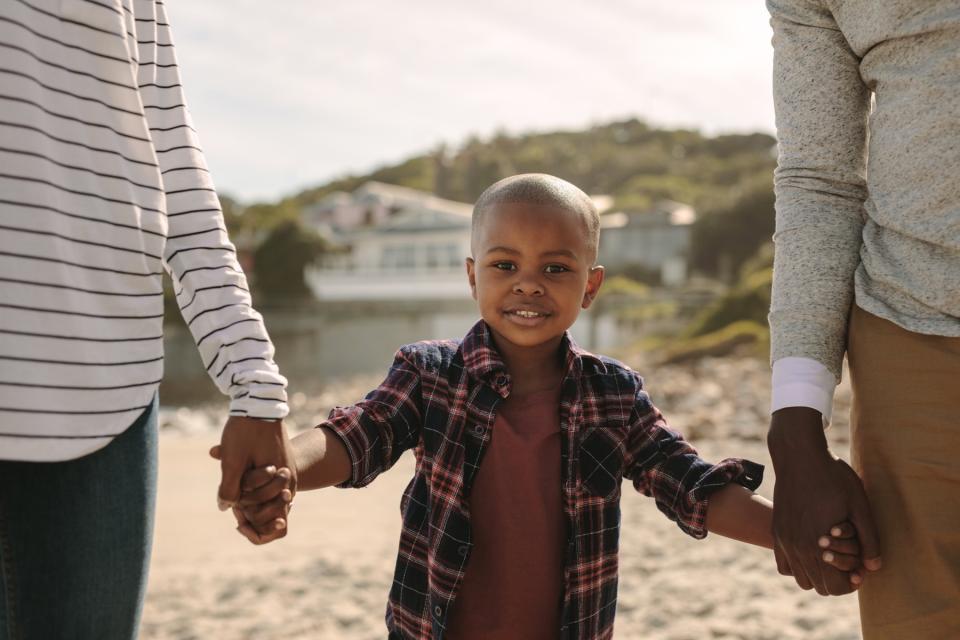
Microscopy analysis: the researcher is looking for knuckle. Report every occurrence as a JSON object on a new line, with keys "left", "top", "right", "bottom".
{"left": 256, "top": 514, "right": 276, "bottom": 527}
{"left": 221, "top": 458, "right": 245, "bottom": 472}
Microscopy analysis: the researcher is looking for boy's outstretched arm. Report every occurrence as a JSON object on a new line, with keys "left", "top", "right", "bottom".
{"left": 705, "top": 484, "right": 864, "bottom": 586}
{"left": 209, "top": 427, "right": 352, "bottom": 543}
{"left": 224, "top": 345, "right": 424, "bottom": 543}
{"left": 705, "top": 483, "right": 775, "bottom": 548}
{"left": 286, "top": 427, "right": 352, "bottom": 490}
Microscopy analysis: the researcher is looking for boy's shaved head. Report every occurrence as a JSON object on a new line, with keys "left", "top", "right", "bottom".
{"left": 472, "top": 174, "right": 600, "bottom": 262}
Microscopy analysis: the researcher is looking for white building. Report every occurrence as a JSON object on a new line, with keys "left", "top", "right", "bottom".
{"left": 304, "top": 182, "right": 474, "bottom": 301}
{"left": 304, "top": 183, "right": 696, "bottom": 299}
{"left": 598, "top": 201, "right": 695, "bottom": 287}
{"left": 300, "top": 184, "right": 683, "bottom": 350}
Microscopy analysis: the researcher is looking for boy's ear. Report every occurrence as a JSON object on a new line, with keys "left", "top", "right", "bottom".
{"left": 465, "top": 257, "right": 477, "bottom": 300}
{"left": 581, "top": 265, "right": 605, "bottom": 309}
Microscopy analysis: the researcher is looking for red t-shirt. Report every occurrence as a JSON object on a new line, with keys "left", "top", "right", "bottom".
{"left": 446, "top": 386, "right": 566, "bottom": 639}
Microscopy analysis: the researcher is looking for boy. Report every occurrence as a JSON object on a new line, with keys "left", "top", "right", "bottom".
{"left": 223, "top": 174, "right": 861, "bottom": 639}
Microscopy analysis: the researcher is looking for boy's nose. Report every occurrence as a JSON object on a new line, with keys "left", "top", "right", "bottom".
{"left": 512, "top": 277, "right": 544, "bottom": 296}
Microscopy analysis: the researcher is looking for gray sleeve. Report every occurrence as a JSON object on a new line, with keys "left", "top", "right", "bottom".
{"left": 766, "top": 0, "right": 870, "bottom": 381}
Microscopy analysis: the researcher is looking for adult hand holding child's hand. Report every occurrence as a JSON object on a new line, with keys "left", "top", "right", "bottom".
{"left": 768, "top": 407, "right": 882, "bottom": 596}
{"left": 231, "top": 465, "right": 295, "bottom": 539}
{"left": 209, "top": 416, "right": 298, "bottom": 544}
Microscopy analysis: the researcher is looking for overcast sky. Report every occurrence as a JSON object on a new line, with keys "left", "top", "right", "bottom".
{"left": 164, "top": 1, "right": 776, "bottom": 203}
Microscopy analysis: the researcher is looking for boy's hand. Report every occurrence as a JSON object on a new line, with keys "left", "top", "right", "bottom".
{"left": 209, "top": 442, "right": 295, "bottom": 545}
{"left": 233, "top": 465, "right": 294, "bottom": 543}
{"left": 215, "top": 417, "right": 297, "bottom": 517}
{"left": 818, "top": 521, "right": 866, "bottom": 588}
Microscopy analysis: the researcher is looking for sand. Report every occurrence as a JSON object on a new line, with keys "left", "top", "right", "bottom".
{"left": 141, "top": 357, "right": 863, "bottom": 639}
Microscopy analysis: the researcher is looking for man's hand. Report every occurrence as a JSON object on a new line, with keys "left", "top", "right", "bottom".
{"left": 211, "top": 416, "right": 297, "bottom": 544}
{"left": 769, "top": 407, "right": 882, "bottom": 595}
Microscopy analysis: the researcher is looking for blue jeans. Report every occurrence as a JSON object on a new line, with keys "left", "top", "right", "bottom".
{"left": 0, "top": 396, "right": 158, "bottom": 640}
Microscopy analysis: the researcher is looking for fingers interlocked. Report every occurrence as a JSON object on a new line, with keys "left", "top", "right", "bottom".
{"left": 233, "top": 465, "right": 295, "bottom": 545}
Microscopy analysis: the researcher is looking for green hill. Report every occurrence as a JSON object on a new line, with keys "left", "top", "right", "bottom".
{"left": 283, "top": 119, "right": 776, "bottom": 218}
{"left": 221, "top": 118, "right": 779, "bottom": 302}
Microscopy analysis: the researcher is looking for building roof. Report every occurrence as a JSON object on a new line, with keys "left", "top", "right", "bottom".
{"left": 600, "top": 200, "right": 696, "bottom": 229}
{"left": 355, "top": 181, "right": 473, "bottom": 219}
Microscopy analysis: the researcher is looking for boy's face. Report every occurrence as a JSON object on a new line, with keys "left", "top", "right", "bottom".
{"left": 466, "top": 202, "right": 604, "bottom": 353}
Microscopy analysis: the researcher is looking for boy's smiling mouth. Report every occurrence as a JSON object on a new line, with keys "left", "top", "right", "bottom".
{"left": 503, "top": 306, "right": 552, "bottom": 325}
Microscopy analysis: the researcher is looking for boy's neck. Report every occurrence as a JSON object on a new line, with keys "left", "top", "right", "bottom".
{"left": 490, "top": 332, "right": 566, "bottom": 395}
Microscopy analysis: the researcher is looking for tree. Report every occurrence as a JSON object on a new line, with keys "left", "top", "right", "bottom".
{"left": 252, "top": 220, "right": 327, "bottom": 301}
{"left": 689, "top": 177, "right": 776, "bottom": 281}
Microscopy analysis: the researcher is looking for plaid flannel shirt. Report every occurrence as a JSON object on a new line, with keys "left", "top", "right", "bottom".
{"left": 326, "top": 320, "right": 763, "bottom": 640}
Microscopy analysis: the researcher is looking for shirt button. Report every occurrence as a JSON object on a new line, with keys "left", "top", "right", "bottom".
{"left": 474, "top": 424, "right": 484, "bottom": 435}
{"left": 495, "top": 375, "right": 508, "bottom": 387}
{"left": 458, "top": 545, "right": 468, "bottom": 556}
{"left": 434, "top": 605, "right": 443, "bottom": 618}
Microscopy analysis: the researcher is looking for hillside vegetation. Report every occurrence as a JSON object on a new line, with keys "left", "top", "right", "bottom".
{"left": 211, "top": 119, "right": 779, "bottom": 358}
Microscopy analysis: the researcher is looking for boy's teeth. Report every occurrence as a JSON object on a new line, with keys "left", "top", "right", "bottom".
{"left": 514, "top": 310, "right": 541, "bottom": 318}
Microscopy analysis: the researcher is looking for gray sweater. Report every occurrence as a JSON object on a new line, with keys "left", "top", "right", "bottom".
{"left": 767, "top": 0, "right": 960, "bottom": 381}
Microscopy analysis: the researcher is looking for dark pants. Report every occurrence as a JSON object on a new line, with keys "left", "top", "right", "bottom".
{"left": 0, "top": 396, "right": 158, "bottom": 640}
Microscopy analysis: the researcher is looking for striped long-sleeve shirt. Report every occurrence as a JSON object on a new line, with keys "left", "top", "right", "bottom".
{"left": 0, "top": 0, "right": 288, "bottom": 462}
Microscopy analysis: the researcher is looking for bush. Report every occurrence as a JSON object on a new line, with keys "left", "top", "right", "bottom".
{"left": 598, "top": 274, "right": 650, "bottom": 299}
{"left": 689, "top": 177, "right": 775, "bottom": 281}
{"left": 682, "top": 267, "right": 771, "bottom": 339}
{"left": 658, "top": 320, "right": 769, "bottom": 365}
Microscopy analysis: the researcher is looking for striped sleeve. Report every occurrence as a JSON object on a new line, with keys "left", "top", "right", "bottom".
{"left": 136, "top": 0, "right": 287, "bottom": 420}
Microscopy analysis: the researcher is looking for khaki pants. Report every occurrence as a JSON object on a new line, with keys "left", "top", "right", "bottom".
{"left": 848, "top": 305, "right": 960, "bottom": 639}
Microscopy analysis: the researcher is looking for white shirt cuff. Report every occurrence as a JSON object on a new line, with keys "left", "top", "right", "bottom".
{"left": 771, "top": 356, "right": 837, "bottom": 426}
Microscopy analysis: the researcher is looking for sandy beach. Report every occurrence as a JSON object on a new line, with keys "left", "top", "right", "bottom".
{"left": 142, "top": 356, "right": 863, "bottom": 639}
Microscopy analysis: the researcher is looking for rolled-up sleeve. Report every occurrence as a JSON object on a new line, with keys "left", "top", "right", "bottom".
{"left": 138, "top": 1, "right": 288, "bottom": 420}
{"left": 624, "top": 381, "right": 763, "bottom": 539}
{"left": 324, "top": 348, "right": 424, "bottom": 488}
{"left": 766, "top": 0, "right": 870, "bottom": 381}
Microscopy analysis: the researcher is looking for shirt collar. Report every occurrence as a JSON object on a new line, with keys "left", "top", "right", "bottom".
{"left": 460, "top": 319, "right": 598, "bottom": 397}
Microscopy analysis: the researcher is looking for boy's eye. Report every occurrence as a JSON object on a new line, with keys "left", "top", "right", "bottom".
{"left": 492, "top": 262, "right": 516, "bottom": 271}
{"left": 544, "top": 264, "right": 570, "bottom": 274}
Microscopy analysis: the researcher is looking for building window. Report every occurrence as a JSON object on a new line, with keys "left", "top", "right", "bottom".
{"left": 426, "top": 244, "right": 442, "bottom": 269}
{"left": 382, "top": 244, "right": 416, "bottom": 270}
{"left": 446, "top": 244, "right": 462, "bottom": 267}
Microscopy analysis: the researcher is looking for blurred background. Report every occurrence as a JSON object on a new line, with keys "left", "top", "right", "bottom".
{"left": 159, "top": 0, "right": 779, "bottom": 414}
{"left": 145, "top": 3, "right": 863, "bottom": 639}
